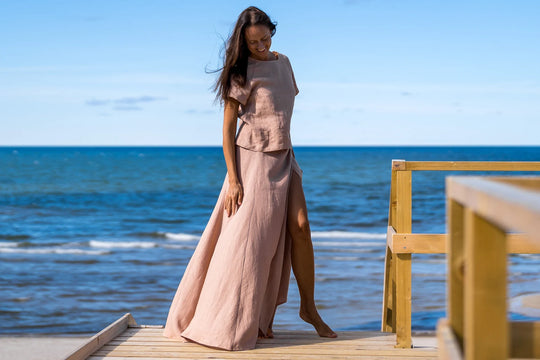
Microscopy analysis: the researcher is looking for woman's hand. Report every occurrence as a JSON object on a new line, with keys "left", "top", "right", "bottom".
{"left": 225, "top": 180, "right": 243, "bottom": 217}
{"left": 222, "top": 99, "right": 242, "bottom": 217}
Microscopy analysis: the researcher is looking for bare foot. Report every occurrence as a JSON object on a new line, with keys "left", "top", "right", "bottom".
{"left": 258, "top": 328, "right": 274, "bottom": 339}
{"left": 300, "top": 308, "right": 337, "bottom": 338}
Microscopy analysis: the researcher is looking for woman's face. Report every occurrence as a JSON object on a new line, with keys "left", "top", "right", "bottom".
{"left": 244, "top": 25, "right": 272, "bottom": 61}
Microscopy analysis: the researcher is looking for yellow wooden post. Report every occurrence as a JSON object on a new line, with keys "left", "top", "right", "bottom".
{"left": 381, "top": 160, "right": 402, "bottom": 332}
{"left": 381, "top": 246, "right": 394, "bottom": 332}
{"left": 394, "top": 168, "right": 412, "bottom": 348}
{"left": 464, "top": 209, "right": 508, "bottom": 360}
{"left": 447, "top": 199, "right": 465, "bottom": 347}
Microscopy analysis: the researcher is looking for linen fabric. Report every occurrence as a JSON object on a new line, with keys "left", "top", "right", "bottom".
{"left": 163, "top": 51, "right": 301, "bottom": 350}
{"left": 229, "top": 52, "right": 299, "bottom": 152}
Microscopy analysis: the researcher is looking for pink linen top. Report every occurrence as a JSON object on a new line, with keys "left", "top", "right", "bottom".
{"left": 228, "top": 52, "right": 299, "bottom": 152}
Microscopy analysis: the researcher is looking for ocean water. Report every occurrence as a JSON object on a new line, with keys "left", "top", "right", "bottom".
{"left": 1, "top": 146, "right": 540, "bottom": 335}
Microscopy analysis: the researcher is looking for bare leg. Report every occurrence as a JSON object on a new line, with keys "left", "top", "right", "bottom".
{"left": 287, "top": 171, "right": 337, "bottom": 338}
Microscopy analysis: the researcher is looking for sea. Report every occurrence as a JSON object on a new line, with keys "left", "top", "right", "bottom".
{"left": 1, "top": 146, "right": 540, "bottom": 335}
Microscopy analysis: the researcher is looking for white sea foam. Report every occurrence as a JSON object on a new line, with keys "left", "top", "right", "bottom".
{"left": 160, "top": 231, "right": 383, "bottom": 243}
{"left": 163, "top": 244, "right": 197, "bottom": 250}
{"left": 311, "top": 231, "right": 385, "bottom": 239}
{"left": 89, "top": 240, "right": 157, "bottom": 249}
{"left": 317, "top": 256, "right": 362, "bottom": 261}
{"left": 161, "top": 232, "right": 200, "bottom": 242}
{"left": 0, "top": 247, "right": 109, "bottom": 255}
{"left": 313, "top": 241, "right": 383, "bottom": 248}
{"left": 0, "top": 242, "right": 19, "bottom": 248}
{"left": 517, "top": 253, "right": 540, "bottom": 260}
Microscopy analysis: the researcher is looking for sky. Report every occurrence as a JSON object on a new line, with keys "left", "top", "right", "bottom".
{"left": 1, "top": 0, "right": 539, "bottom": 146}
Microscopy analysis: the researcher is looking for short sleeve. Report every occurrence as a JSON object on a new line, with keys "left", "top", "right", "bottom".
{"left": 284, "top": 56, "right": 299, "bottom": 95}
{"left": 291, "top": 68, "right": 299, "bottom": 95}
{"left": 228, "top": 77, "right": 251, "bottom": 106}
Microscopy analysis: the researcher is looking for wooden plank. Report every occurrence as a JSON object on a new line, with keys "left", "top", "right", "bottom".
{"left": 395, "top": 253, "right": 411, "bottom": 349}
{"left": 436, "top": 319, "right": 463, "bottom": 360}
{"left": 381, "top": 246, "right": 394, "bottom": 333}
{"left": 395, "top": 170, "right": 412, "bottom": 238}
{"left": 102, "top": 343, "right": 430, "bottom": 351}
{"left": 464, "top": 210, "right": 508, "bottom": 360}
{"left": 108, "top": 332, "right": 422, "bottom": 344}
{"left": 89, "top": 355, "right": 437, "bottom": 360}
{"left": 386, "top": 226, "right": 396, "bottom": 255}
{"left": 510, "top": 321, "right": 540, "bottom": 358}
{"left": 120, "top": 329, "right": 394, "bottom": 339}
{"left": 390, "top": 233, "right": 539, "bottom": 254}
{"left": 93, "top": 346, "right": 437, "bottom": 357}
{"left": 129, "top": 325, "right": 164, "bottom": 329}
{"left": 404, "top": 161, "right": 540, "bottom": 171}
{"left": 447, "top": 176, "right": 540, "bottom": 243}
{"left": 507, "top": 233, "right": 540, "bottom": 253}
{"left": 391, "top": 159, "right": 406, "bottom": 171}
{"left": 89, "top": 328, "right": 437, "bottom": 359}
{"left": 107, "top": 341, "right": 400, "bottom": 349}
{"left": 493, "top": 176, "right": 540, "bottom": 191}
{"left": 381, "top": 162, "right": 400, "bottom": 333}
{"left": 394, "top": 170, "right": 412, "bottom": 348}
{"left": 89, "top": 357, "right": 435, "bottom": 360}
{"left": 447, "top": 200, "right": 464, "bottom": 348}
{"left": 381, "top": 227, "right": 395, "bottom": 332}
{"left": 64, "top": 313, "right": 137, "bottom": 360}
{"left": 111, "top": 336, "right": 398, "bottom": 345}
{"left": 390, "top": 233, "right": 446, "bottom": 254}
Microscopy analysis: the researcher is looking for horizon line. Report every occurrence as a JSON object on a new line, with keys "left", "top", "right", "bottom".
{"left": 1, "top": 144, "right": 539, "bottom": 148}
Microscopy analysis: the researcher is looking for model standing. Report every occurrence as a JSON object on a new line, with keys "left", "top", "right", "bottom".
{"left": 164, "top": 6, "right": 336, "bottom": 350}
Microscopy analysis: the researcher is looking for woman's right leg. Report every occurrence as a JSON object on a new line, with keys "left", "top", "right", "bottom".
{"left": 287, "top": 170, "right": 337, "bottom": 338}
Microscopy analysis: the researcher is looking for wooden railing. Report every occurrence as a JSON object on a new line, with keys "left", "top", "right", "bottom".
{"left": 438, "top": 176, "right": 540, "bottom": 359}
{"left": 381, "top": 160, "right": 540, "bottom": 348}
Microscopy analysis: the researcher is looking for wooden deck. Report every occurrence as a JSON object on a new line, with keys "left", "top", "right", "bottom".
{"left": 65, "top": 314, "right": 438, "bottom": 360}
{"left": 90, "top": 327, "right": 438, "bottom": 360}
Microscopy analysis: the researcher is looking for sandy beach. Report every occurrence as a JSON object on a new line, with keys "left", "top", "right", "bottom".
{"left": 0, "top": 336, "right": 88, "bottom": 360}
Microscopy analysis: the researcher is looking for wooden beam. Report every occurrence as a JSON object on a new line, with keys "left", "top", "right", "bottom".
{"left": 394, "top": 170, "right": 412, "bottom": 348}
{"left": 386, "top": 226, "right": 396, "bottom": 248}
{"left": 381, "top": 162, "right": 399, "bottom": 333}
{"left": 507, "top": 233, "right": 540, "bottom": 253}
{"left": 391, "top": 159, "right": 406, "bottom": 171}
{"left": 510, "top": 321, "right": 540, "bottom": 358}
{"left": 464, "top": 210, "right": 508, "bottom": 360}
{"left": 492, "top": 176, "right": 540, "bottom": 191}
{"left": 437, "top": 318, "right": 463, "bottom": 360}
{"left": 389, "top": 233, "right": 540, "bottom": 254}
{"left": 388, "top": 165, "right": 398, "bottom": 227}
{"left": 447, "top": 200, "right": 464, "bottom": 348}
{"left": 381, "top": 245, "right": 394, "bottom": 332}
{"left": 64, "top": 313, "right": 137, "bottom": 360}
{"left": 404, "top": 161, "right": 540, "bottom": 172}
{"left": 390, "top": 233, "right": 446, "bottom": 254}
{"left": 447, "top": 176, "right": 540, "bottom": 243}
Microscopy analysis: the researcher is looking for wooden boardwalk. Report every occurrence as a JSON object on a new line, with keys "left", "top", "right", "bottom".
{"left": 65, "top": 314, "right": 438, "bottom": 360}
{"left": 90, "top": 327, "right": 437, "bottom": 360}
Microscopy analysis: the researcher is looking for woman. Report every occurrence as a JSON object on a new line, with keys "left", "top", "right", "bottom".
{"left": 163, "top": 6, "right": 336, "bottom": 350}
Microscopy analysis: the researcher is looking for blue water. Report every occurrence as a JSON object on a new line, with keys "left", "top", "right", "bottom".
{"left": 1, "top": 146, "right": 539, "bottom": 334}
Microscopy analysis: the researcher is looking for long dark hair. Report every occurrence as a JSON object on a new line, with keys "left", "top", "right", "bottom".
{"left": 214, "top": 7, "right": 276, "bottom": 104}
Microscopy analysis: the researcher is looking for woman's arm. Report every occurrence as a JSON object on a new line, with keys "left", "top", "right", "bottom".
{"left": 222, "top": 99, "right": 243, "bottom": 216}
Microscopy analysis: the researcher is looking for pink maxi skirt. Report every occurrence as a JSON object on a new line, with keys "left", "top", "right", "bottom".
{"left": 163, "top": 146, "right": 302, "bottom": 350}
